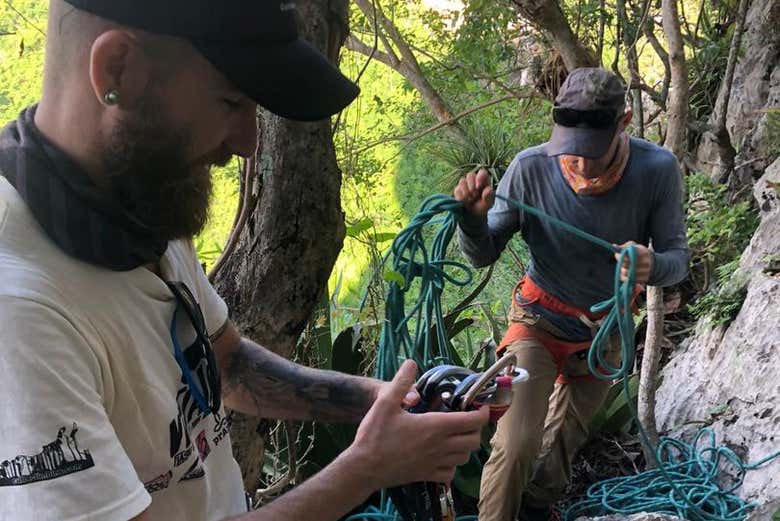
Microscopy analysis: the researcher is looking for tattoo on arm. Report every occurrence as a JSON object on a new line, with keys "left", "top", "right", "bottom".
{"left": 222, "top": 338, "right": 376, "bottom": 422}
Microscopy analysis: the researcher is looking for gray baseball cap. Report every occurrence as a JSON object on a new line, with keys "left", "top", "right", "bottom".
{"left": 547, "top": 68, "right": 627, "bottom": 159}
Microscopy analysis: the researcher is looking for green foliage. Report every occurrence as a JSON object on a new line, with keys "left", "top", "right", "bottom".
{"left": 688, "top": 260, "right": 749, "bottom": 327}
{"left": 195, "top": 162, "right": 239, "bottom": 269}
{"left": 685, "top": 172, "right": 757, "bottom": 327}
{"left": 0, "top": 0, "right": 47, "bottom": 126}
{"left": 590, "top": 375, "right": 640, "bottom": 435}
{"left": 684, "top": 0, "right": 742, "bottom": 146}
{"left": 331, "top": 0, "right": 544, "bottom": 348}
{"left": 686, "top": 172, "right": 759, "bottom": 270}
{"left": 687, "top": 25, "right": 731, "bottom": 127}
{"left": 767, "top": 107, "right": 780, "bottom": 156}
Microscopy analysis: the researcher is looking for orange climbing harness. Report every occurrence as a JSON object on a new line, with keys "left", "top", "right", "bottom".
{"left": 498, "top": 276, "right": 642, "bottom": 382}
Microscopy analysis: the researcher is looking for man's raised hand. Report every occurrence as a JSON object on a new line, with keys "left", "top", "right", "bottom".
{"left": 454, "top": 168, "right": 495, "bottom": 217}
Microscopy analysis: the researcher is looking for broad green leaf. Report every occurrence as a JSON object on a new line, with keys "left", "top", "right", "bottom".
{"left": 373, "top": 232, "right": 397, "bottom": 244}
{"left": 383, "top": 270, "right": 406, "bottom": 286}
{"left": 346, "top": 218, "right": 374, "bottom": 237}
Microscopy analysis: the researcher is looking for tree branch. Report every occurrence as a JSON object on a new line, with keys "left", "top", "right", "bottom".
{"left": 352, "top": 0, "right": 466, "bottom": 140}
{"left": 3, "top": 0, "right": 45, "bottom": 37}
{"left": 642, "top": 15, "right": 671, "bottom": 108}
{"left": 345, "top": 34, "right": 397, "bottom": 68}
{"left": 209, "top": 154, "right": 260, "bottom": 283}
{"left": 510, "top": 0, "right": 597, "bottom": 70}
{"left": 352, "top": 93, "right": 534, "bottom": 155}
{"left": 662, "top": 0, "right": 689, "bottom": 159}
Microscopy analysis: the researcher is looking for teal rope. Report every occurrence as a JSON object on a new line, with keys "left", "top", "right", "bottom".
{"left": 565, "top": 429, "right": 777, "bottom": 521}
{"left": 350, "top": 194, "right": 779, "bottom": 521}
{"left": 494, "top": 194, "right": 636, "bottom": 381}
{"left": 375, "top": 194, "right": 474, "bottom": 381}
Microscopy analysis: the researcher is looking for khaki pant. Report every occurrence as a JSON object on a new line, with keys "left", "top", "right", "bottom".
{"left": 477, "top": 308, "right": 621, "bottom": 521}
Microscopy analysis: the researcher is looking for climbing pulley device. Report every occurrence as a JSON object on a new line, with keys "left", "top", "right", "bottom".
{"left": 387, "top": 355, "right": 529, "bottom": 521}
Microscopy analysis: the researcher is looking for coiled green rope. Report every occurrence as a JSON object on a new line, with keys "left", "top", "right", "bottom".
{"left": 349, "top": 193, "right": 778, "bottom": 521}
{"left": 565, "top": 429, "right": 780, "bottom": 520}
{"left": 375, "top": 194, "right": 473, "bottom": 381}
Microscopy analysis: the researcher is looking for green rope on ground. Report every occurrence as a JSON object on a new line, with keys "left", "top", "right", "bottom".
{"left": 565, "top": 429, "right": 779, "bottom": 521}
{"left": 349, "top": 193, "right": 779, "bottom": 521}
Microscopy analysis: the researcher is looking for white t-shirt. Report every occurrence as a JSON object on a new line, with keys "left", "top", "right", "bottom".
{"left": 0, "top": 177, "right": 247, "bottom": 521}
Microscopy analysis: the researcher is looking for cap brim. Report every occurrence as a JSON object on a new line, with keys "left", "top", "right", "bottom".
{"left": 547, "top": 124, "right": 617, "bottom": 159}
{"left": 195, "top": 38, "right": 360, "bottom": 122}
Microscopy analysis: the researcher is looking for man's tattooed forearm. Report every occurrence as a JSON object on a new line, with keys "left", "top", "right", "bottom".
{"left": 222, "top": 339, "right": 376, "bottom": 422}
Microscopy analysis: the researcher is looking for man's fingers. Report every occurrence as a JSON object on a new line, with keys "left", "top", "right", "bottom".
{"left": 438, "top": 432, "right": 483, "bottom": 454}
{"left": 466, "top": 172, "right": 476, "bottom": 194}
{"left": 432, "top": 468, "right": 457, "bottom": 484}
{"left": 421, "top": 407, "right": 489, "bottom": 435}
{"left": 403, "top": 386, "right": 421, "bottom": 407}
{"left": 378, "top": 360, "right": 418, "bottom": 408}
{"left": 475, "top": 168, "right": 489, "bottom": 188}
{"left": 453, "top": 183, "right": 465, "bottom": 201}
{"left": 481, "top": 185, "right": 494, "bottom": 204}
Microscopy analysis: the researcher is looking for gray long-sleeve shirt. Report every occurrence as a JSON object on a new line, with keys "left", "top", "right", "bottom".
{"left": 458, "top": 138, "right": 690, "bottom": 340}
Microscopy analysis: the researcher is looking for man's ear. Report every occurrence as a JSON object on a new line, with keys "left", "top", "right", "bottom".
{"left": 89, "top": 29, "right": 151, "bottom": 109}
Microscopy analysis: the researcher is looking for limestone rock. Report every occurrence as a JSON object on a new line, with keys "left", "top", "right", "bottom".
{"left": 696, "top": 0, "right": 780, "bottom": 178}
{"left": 575, "top": 514, "right": 683, "bottom": 521}
{"left": 654, "top": 159, "right": 780, "bottom": 506}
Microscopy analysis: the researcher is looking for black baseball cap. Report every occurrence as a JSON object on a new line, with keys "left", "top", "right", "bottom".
{"left": 547, "top": 68, "right": 627, "bottom": 158}
{"left": 63, "top": 0, "right": 360, "bottom": 121}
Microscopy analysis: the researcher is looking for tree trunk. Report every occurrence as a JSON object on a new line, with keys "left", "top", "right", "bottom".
{"left": 642, "top": 15, "right": 671, "bottom": 110}
{"left": 597, "top": 0, "right": 606, "bottom": 65}
{"left": 636, "top": 0, "right": 690, "bottom": 468}
{"left": 511, "top": 0, "right": 598, "bottom": 71}
{"left": 618, "top": 0, "right": 645, "bottom": 137}
{"left": 349, "top": 0, "right": 467, "bottom": 142}
{"left": 211, "top": 0, "right": 351, "bottom": 492}
{"left": 711, "top": 0, "right": 751, "bottom": 180}
{"left": 638, "top": 284, "right": 663, "bottom": 465}
{"left": 662, "top": 0, "right": 689, "bottom": 159}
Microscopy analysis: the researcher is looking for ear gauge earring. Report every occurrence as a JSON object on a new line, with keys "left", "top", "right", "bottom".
{"left": 103, "top": 89, "right": 120, "bottom": 105}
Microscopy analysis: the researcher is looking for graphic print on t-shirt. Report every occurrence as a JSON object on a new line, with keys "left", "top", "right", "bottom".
{"left": 0, "top": 423, "right": 94, "bottom": 487}
{"left": 169, "top": 338, "right": 215, "bottom": 463}
{"left": 144, "top": 470, "right": 173, "bottom": 493}
{"left": 164, "top": 336, "right": 230, "bottom": 489}
{"left": 179, "top": 459, "right": 206, "bottom": 483}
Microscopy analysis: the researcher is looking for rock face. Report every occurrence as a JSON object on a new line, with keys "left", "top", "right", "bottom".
{"left": 575, "top": 514, "right": 683, "bottom": 521}
{"left": 696, "top": 0, "right": 780, "bottom": 178}
{"left": 654, "top": 158, "right": 780, "bottom": 505}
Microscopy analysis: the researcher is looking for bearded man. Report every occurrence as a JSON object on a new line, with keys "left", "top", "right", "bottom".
{"left": 0, "top": 1, "right": 488, "bottom": 520}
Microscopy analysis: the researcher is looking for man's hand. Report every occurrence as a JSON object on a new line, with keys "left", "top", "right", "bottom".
{"left": 346, "top": 360, "right": 489, "bottom": 489}
{"left": 453, "top": 168, "right": 495, "bottom": 217}
{"left": 368, "top": 376, "right": 421, "bottom": 409}
{"left": 614, "top": 241, "right": 653, "bottom": 284}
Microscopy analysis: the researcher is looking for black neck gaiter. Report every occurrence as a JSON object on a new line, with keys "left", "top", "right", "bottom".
{"left": 0, "top": 106, "right": 167, "bottom": 271}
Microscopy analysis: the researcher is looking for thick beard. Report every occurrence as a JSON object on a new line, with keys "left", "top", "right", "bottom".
{"left": 101, "top": 97, "right": 213, "bottom": 242}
